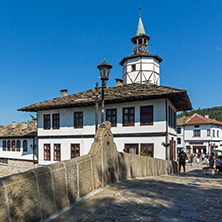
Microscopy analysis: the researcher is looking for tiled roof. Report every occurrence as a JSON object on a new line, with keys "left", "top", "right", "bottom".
{"left": 185, "top": 113, "right": 222, "bottom": 126}
{"left": 18, "top": 83, "right": 192, "bottom": 112}
{"left": 0, "top": 121, "right": 37, "bottom": 138}
{"left": 177, "top": 116, "right": 189, "bottom": 126}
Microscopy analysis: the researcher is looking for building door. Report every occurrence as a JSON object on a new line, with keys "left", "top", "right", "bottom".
{"left": 125, "top": 144, "right": 138, "bottom": 154}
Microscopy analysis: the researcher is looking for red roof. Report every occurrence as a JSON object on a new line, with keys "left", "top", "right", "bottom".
{"left": 185, "top": 113, "right": 222, "bottom": 126}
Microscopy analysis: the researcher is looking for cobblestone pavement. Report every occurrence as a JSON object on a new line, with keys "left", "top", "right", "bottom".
{"left": 50, "top": 164, "right": 222, "bottom": 222}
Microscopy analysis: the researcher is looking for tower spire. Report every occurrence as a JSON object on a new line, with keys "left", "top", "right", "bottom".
{"left": 136, "top": 8, "right": 146, "bottom": 36}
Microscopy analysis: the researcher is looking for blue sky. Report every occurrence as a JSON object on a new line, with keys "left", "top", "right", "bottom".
{"left": 0, "top": 0, "right": 222, "bottom": 125}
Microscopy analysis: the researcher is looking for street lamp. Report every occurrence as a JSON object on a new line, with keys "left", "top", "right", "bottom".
{"left": 97, "top": 59, "right": 112, "bottom": 123}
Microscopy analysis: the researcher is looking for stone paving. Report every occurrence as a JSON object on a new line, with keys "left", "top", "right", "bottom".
{"left": 50, "top": 163, "right": 222, "bottom": 222}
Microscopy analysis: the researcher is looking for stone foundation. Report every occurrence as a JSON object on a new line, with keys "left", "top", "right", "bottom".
{"left": 0, "top": 122, "right": 177, "bottom": 222}
{"left": 0, "top": 159, "right": 38, "bottom": 178}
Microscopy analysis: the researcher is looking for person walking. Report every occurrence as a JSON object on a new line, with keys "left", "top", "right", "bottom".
{"left": 190, "top": 154, "right": 194, "bottom": 166}
{"left": 178, "top": 149, "right": 187, "bottom": 174}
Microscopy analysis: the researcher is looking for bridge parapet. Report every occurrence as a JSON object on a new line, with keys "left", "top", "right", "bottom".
{"left": 0, "top": 121, "right": 177, "bottom": 222}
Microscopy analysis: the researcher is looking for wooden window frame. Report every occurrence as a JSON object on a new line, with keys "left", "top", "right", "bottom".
{"left": 44, "top": 114, "right": 51, "bottom": 130}
{"left": 140, "top": 105, "right": 153, "bottom": 126}
{"left": 12, "top": 140, "right": 15, "bottom": 151}
{"left": 23, "top": 140, "right": 28, "bottom": 152}
{"left": 74, "top": 112, "right": 83, "bottom": 128}
{"left": 141, "top": 143, "right": 154, "bottom": 157}
{"left": 177, "top": 127, "right": 181, "bottom": 134}
{"left": 106, "top": 109, "right": 117, "bottom": 127}
{"left": 177, "top": 138, "right": 181, "bottom": 144}
{"left": 131, "top": 64, "right": 136, "bottom": 71}
{"left": 54, "top": 144, "right": 61, "bottom": 161}
{"left": 71, "top": 144, "right": 80, "bottom": 159}
{"left": 44, "top": 144, "right": 51, "bottom": 161}
{"left": 123, "top": 107, "right": 135, "bottom": 127}
{"left": 213, "top": 130, "right": 215, "bottom": 137}
{"left": 124, "top": 144, "right": 139, "bottom": 154}
{"left": 7, "top": 140, "right": 10, "bottom": 151}
{"left": 17, "top": 140, "right": 20, "bottom": 151}
{"left": 3, "top": 140, "right": 6, "bottom": 151}
{"left": 193, "top": 130, "right": 201, "bottom": 137}
{"left": 52, "top": 113, "right": 60, "bottom": 129}
{"left": 217, "top": 130, "right": 219, "bottom": 137}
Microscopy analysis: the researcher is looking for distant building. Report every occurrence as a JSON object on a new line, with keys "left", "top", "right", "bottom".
{"left": 177, "top": 113, "right": 222, "bottom": 154}
{"left": 0, "top": 121, "right": 38, "bottom": 163}
{"left": 19, "top": 9, "right": 192, "bottom": 165}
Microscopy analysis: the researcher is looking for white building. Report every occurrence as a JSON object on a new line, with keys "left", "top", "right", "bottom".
{"left": 0, "top": 121, "right": 38, "bottom": 163}
{"left": 19, "top": 10, "right": 192, "bottom": 165}
{"left": 177, "top": 113, "right": 222, "bottom": 154}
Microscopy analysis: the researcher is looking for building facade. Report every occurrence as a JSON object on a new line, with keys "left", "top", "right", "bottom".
{"left": 0, "top": 121, "right": 38, "bottom": 164}
{"left": 19, "top": 11, "right": 192, "bottom": 165}
{"left": 177, "top": 113, "right": 222, "bottom": 154}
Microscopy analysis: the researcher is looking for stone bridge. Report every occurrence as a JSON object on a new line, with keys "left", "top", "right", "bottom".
{"left": 51, "top": 166, "right": 222, "bottom": 222}
{"left": 0, "top": 121, "right": 188, "bottom": 222}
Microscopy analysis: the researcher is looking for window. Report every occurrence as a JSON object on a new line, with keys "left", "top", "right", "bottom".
{"left": 213, "top": 130, "right": 215, "bottom": 137}
{"left": 194, "top": 125, "right": 199, "bottom": 128}
{"left": 193, "top": 130, "right": 200, "bottom": 137}
{"left": 44, "top": 114, "right": 50, "bottom": 130}
{"left": 12, "top": 140, "right": 15, "bottom": 151}
{"left": 177, "top": 127, "right": 181, "bottom": 134}
{"left": 177, "top": 138, "right": 181, "bottom": 144}
{"left": 7, "top": 140, "right": 10, "bottom": 151}
{"left": 141, "top": 144, "right": 154, "bottom": 157}
{"left": 217, "top": 130, "right": 219, "bottom": 137}
{"left": 54, "top": 144, "right": 61, "bottom": 161}
{"left": 106, "top": 109, "right": 117, "bottom": 127}
{"left": 74, "top": 112, "right": 83, "bottom": 128}
{"left": 140, "top": 106, "right": 153, "bottom": 125}
{"left": 44, "top": 144, "right": 51, "bottom": 160}
{"left": 131, "top": 64, "right": 136, "bottom": 71}
{"left": 71, "top": 144, "right": 80, "bottom": 158}
{"left": 123, "top": 107, "right": 135, "bottom": 126}
{"left": 17, "top": 140, "right": 20, "bottom": 151}
{"left": 3, "top": 140, "right": 6, "bottom": 151}
{"left": 52, "top": 114, "right": 60, "bottom": 129}
{"left": 168, "top": 106, "right": 176, "bottom": 128}
{"left": 23, "top": 140, "right": 27, "bottom": 152}
{"left": 207, "top": 129, "right": 210, "bottom": 137}
{"left": 124, "top": 144, "right": 138, "bottom": 154}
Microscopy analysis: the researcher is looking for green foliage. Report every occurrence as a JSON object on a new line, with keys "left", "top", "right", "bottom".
{"left": 161, "top": 142, "right": 170, "bottom": 147}
{"left": 177, "top": 106, "right": 222, "bottom": 122}
{"left": 140, "top": 151, "right": 148, "bottom": 156}
{"left": 140, "top": 151, "right": 152, "bottom": 157}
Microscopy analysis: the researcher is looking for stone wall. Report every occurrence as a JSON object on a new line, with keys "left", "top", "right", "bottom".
{"left": 0, "top": 122, "right": 177, "bottom": 222}
{"left": 0, "top": 159, "right": 38, "bottom": 178}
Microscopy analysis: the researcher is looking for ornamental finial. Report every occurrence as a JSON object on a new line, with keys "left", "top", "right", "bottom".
{"left": 139, "top": 8, "right": 141, "bottom": 17}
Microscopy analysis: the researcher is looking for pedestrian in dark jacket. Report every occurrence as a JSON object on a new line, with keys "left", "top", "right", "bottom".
{"left": 178, "top": 149, "right": 187, "bottom": 174}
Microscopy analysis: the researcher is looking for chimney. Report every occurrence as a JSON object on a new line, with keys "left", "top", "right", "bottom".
{"left": 115, "top": 78, "right": 123, "bottom": 87}
{"left": 205, "top": 115, "right": 209, "bottom": 119}
{"left": 21, "top": 122, "right": 28, "bottom": 130}
{"left": 12, "top": 121, "right": 16, "bottom": 129}
{"left": 60, "top": 89, "right": 68, "bottom": 97}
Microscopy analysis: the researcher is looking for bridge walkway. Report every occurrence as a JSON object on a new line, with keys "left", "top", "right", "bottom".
{"left": 50, "top": 164, "right": 222, "bottom": 222}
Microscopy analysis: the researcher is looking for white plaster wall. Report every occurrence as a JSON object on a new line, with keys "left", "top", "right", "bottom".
{"left": 37, "top": 99, "right": 170, "bottom": 164}
{"left": 114, "top": 136, "right": 166, "bottom": 159}
{"left": 0, "top": 138, "right": 37, "bottom": 161}
{"left": 184, "top": 124, "right": 221, "bottom": 141}
{"left": 38, "top": 99, "right": 167, "bottom": 136}
{"left": 122, "top": 57, "right": 160, "bottom": 85}
{"left": 38, "top": 137, "right": 94, "bottom": 165}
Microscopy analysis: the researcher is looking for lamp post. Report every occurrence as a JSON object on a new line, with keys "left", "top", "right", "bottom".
{"left": 97, "top": 59, "right": 112, "bottom": 123}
